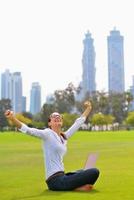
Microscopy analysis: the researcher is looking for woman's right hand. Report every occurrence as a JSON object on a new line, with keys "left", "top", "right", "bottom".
{"left": 5, "top": 110, "right": 22, "bottom": 129}
{"left": 5, "top": 110, "right": 14, "bottom": 120}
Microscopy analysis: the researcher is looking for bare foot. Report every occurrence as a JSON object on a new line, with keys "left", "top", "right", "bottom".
{"left": 75, "top": 184, "right": 93, "bottom": 191}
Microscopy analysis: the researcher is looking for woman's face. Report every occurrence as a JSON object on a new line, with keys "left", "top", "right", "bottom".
{"left": 48, "top": 113, "right": 63, "bottom": 129}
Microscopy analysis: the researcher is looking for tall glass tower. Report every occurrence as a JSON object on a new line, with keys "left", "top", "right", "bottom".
{"left": 12, "top": 72, "right": 22, "bottom": 113}
{"left": 1, "top": 69, "right": 22, "bottom": 113}
{"left": 81, "top": 31, "right": 96, "bottom": 98}
{"left": 22, "top": 96, "right": 26, "bottom": 112}
{"left": 107, "top": 28, "right": 125, "bottom": 93}
{"left": 1, "top": 69, "right": 12, "bottom": 100}
{"left": 30, "top": 82, "right": 41, "bottom": 114}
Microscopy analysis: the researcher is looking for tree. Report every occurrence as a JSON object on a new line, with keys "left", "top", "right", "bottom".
{"left": 76, "top": 91, "right": 133, "bottom": 124}
{"left": 104, "top": 114, "right": 115, "bottom": 130}
{"left": 54, "top": 83, "right": 76, "bottom": 113}
{"left": 91, "top": 113, "right": 115, "bottom": 131}
{"left": 91, "top": 113, "right": 105, "bottom": 130}
{"left": 41, "top": 103, "right": 56, "bottom": 127}
{"left": 32, "top": 112, "right": 45, "bottom": 128}
{"left": 0, "top": 99, "right": 12, "bottom": 131}
{"left": 22, "top": 112, "right": 33, "bottom": 119}
{"left": 62, "top": 113, "right": 78, "bottom": 130}
{"left": 108, "top": 93, "right": 128, "bottom": 123}
{"left": 125, "top": 112, "right": 134, "bottom": 126}
{"left": 104, "top": 114, "right": 115, "bottom": 125}
{"left": 32, "top": 121, "right": 45, "bottom": 129}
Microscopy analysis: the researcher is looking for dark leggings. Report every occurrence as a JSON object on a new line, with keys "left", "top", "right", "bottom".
{"left": 46, "top": 168, "right": 100, "bottom": 191}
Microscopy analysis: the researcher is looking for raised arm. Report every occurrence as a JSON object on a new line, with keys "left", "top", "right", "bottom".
{"left": 4, "top": 110, "right": 48, "bottom": 139}
{"left": 65, "top": 101, "right": 92, "bottom": 139}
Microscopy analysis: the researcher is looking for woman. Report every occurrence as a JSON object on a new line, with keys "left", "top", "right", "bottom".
{"left": 5, "top": 101, "right": 99, "bottom": 191}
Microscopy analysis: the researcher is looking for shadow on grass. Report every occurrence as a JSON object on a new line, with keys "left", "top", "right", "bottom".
{"left": 12, "top": 189, "right": 100, "bottom": 200}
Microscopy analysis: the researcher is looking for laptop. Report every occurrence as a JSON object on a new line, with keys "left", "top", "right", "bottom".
{"left": 84, "top": 153, "right": 99, "bottom": 169}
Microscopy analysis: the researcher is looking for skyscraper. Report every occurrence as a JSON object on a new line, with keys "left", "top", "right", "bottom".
{"left": 22, "top": 96, "right": 26, "bottom": 112}
{"left": 30, "top": 82, "right": 41, "bottom": 114}
{"left": 1, "top": 69, "right": 23, "bottom": 113}
{"left": 81, "top": 31, "right": 96, "bottom": 99}
{"left": 107, "top": 28, "right": 125, "bottom": 93}
{"left": 1, "top": 69, "right": 12, "bottom": 100}
{"left": 12, "top": 72, "right": 22, "bottom": 113}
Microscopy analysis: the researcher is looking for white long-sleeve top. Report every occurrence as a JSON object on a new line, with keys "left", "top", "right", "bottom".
{"left": 19, "top": 116, "right": 86, "bottom": 179}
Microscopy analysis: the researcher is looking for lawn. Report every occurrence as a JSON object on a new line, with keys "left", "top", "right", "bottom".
{"left": 0, "top": 130, "right": 134, "bottom": 200}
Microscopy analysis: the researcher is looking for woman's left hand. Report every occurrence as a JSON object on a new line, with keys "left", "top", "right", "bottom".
{"left": 84, "top": 101, "right": 92, "bottom": 110}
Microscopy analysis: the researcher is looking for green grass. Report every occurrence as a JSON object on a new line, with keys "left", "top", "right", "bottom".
{"left": 1, "top": 130, "right": 134, "bottom": 200}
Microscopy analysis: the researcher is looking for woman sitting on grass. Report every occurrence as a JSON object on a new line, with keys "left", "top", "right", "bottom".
{"left": 5, "top": 101, "right": 99, "bottom": 191}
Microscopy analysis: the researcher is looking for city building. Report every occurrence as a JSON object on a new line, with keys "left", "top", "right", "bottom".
{"left": 12, "top": 72, "right": 23, "bottom": 113}
{"left": 1, "top": 69, "right": 12, "bottom": 100}
{"left": 107, "top": 27, "right": 125, "bottom": 93}
{"left": 22, "top": 96, "right": 26, "bottom": 112}
{"left": 78, "top": 31, "right": 96, "bottom": 100}
{"left": 30, "top": 82, "right": 41, "bottom": 114}
{"left": 1, "top": 69, "right": 23, "bottom": 113}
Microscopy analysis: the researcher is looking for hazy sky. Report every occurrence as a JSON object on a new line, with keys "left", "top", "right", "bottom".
{"left": 0, "top": 0, "right": 134, "bottom": 108}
